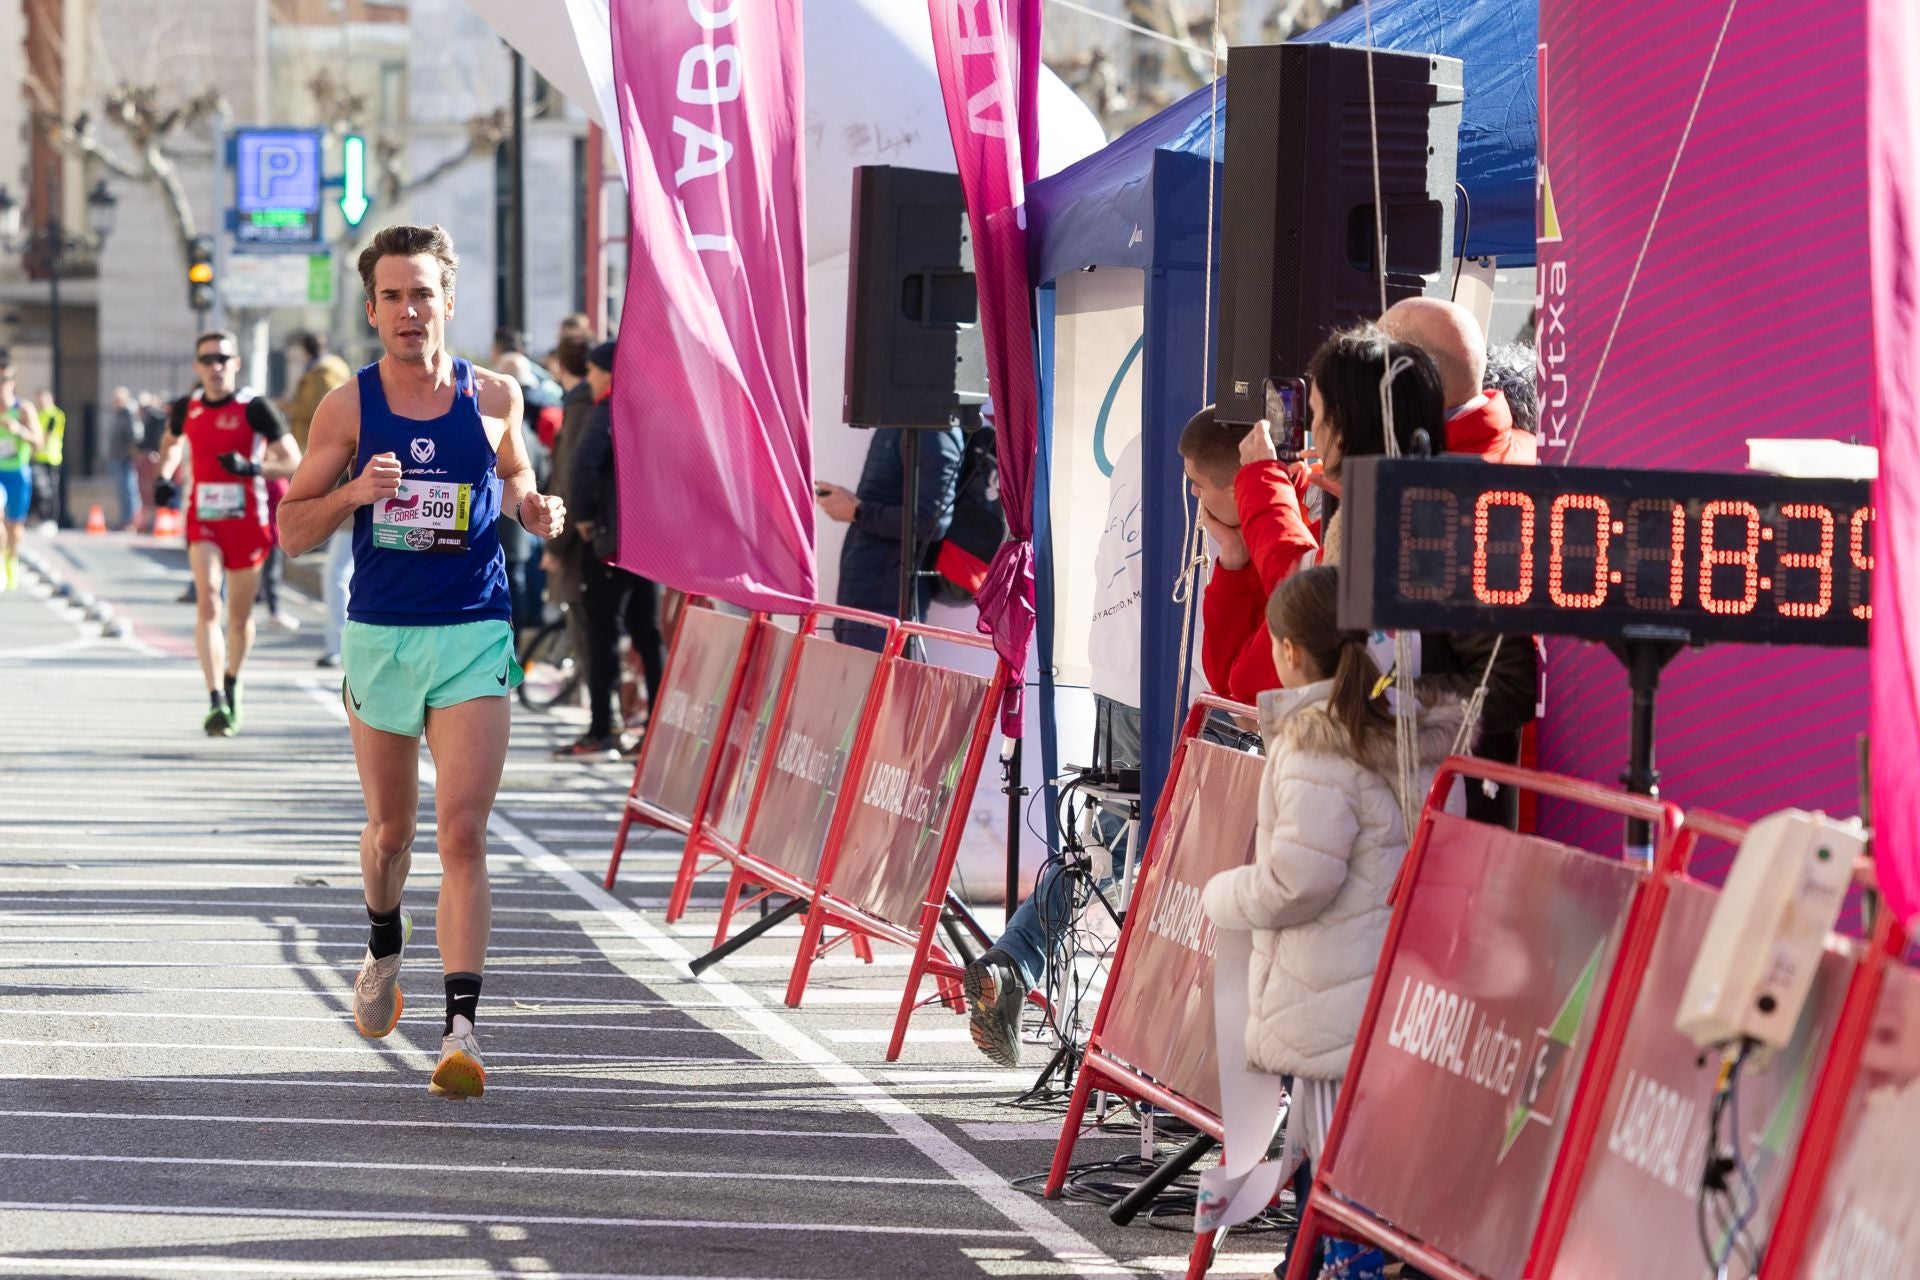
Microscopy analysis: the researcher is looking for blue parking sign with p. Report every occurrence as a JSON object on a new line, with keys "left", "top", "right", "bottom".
{"left": 233, "top": 128, "right": 323, "bottom": 247}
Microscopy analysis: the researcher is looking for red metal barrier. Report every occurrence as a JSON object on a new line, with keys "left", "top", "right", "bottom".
{"left": 604, "top": 605, "right": 764, "bottom": 892}
{"left": 1279, "top": 759, "right": 1682, "bottom": 1280}
{"left": 1545, "top": 809, "right": 1859, "bottom": 1278}
{"left": 1758, "top": 880, "right": 1907, "bottom": 1278}
{"left": 1043, "top": 696, "right": 1260, "bottom": 1197}
{"left": 699, "top": 615, "right": 1011, "bottom": 1056}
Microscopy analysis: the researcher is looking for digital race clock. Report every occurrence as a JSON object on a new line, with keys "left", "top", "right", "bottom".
{"left": 1337, "top": 458, "right": 1875, "bottom": 648}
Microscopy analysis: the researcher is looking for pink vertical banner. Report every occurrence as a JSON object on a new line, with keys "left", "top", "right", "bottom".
{"left": 927, "top": 0, "right": 1041, "bottom": 734}
{"left": 609, "top": 0, "right": 814, "bottom": 612}
{"left": 1534, "top": 0, "right": 1873, "bottom": 854}
{"left": 1869, "top": 0, "right": 1920, "bottom": 926}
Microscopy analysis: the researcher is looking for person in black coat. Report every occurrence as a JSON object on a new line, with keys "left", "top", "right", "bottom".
{"left": 557, "top": 339, "right": 666, "bottom": 760}
{"left": 814, "top": 425, "right": 965, "bottom": 651}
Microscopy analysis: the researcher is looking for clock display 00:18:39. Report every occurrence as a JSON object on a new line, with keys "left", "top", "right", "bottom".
{"left": 1341, "top": 460, "right": 1876, "bottom": 648}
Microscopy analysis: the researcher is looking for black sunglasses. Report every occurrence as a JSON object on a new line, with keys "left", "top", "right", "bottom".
{"left": 197, "top": 353, "right": 236, "bottom": 367}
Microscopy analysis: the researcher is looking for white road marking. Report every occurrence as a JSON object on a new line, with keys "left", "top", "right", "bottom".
{"left": 0, "top": 1109, "right": 902, "bottom": 1141}
{"left": 0, "top": 1151, "right": 950, "bottom": 1187}
{"left": 0, "top": 1200, "right": 1022, "bottom": 1239}
{"left": 473, "top": 818, "right": 1128, "bottom": 1274}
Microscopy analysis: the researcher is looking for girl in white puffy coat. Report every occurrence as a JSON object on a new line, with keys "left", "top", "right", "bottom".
{"left": 1201, "top": 566, "right": 1460, "bottom": 1169}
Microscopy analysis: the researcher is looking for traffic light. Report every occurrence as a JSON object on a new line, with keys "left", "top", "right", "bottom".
{"left": 187, "top": 235, "right": 215, "bottom": 313}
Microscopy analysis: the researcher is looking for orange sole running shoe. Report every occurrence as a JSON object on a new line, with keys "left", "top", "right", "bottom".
{"left": 429, "top": 1033, "right": 486, "bottom": 1099}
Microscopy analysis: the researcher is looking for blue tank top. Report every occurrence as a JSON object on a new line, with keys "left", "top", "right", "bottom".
{"left": 349, "top": 358, "right": 511, "bottom": 626}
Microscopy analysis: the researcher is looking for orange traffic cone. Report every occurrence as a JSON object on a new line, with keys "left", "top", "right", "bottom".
{"left": 84, "top": 505, "right": 106, "bottom": 535}
{"left": 152, "top": 507, "right": 182, "bottom": 539}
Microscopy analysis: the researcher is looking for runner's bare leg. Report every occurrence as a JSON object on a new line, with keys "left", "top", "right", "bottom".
{"left": 422, "top": 695, "right": 510, "bottom": 976}
{"left": 188, "top": 542, "right": 228, "bottom": 692}
{"left": 223, "top": 562, "right": 263, "bottom": 676}
{"left": 349, "top": 709, "right": 419, "bottom": 915}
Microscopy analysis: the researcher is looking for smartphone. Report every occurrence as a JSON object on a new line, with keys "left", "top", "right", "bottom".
{"left": 814, "top": 482, "right": 832, "bottom": 498}
{"left": 1263, "top": 376, "right": 1308, "bottom": 461}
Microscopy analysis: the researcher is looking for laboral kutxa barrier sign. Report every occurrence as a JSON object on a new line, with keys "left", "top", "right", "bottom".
{"left": 1800, "top": 961, "right": 1920, "bottom": 1278}
{"left": 1552, "top": 878, "right": 1853, "bottom": 1278}
{"left": 632, "top": 606, "right": 753, "bottom": 825}
{"left": 829, "top": 659, "right": 992, "bottom": 930}
{"left": 1327, "top": 814, "right": 1639, "bottom": 1279}
{"left": 708, "top": 626, "right": 797, "bottom": 849}
{"left": 1097, "top": 739, "right": 1265, "bottom": 1118}
{"left": 743, "top": 635, "right": 883, "bottom": 883}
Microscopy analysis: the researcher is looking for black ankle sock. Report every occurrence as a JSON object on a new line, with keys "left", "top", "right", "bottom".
{"left": 209, "top": 689, "right": 227, "bottom": 709}
{"left": 366, "top": 902, "right": 405, "bottom": 959}
{"left": 444, "top": 972, "right": 482, "bottom": 1035}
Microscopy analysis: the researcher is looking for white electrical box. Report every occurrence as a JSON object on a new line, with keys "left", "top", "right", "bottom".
{"left": 1677, "top": 809, "right": 1865, "bottom": 1050}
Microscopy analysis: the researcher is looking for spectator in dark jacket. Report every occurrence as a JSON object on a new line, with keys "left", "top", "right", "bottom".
{"left": 815, "top": 426, "right": 965, "bottom": 651}
{"left": 559, "top": 339, "right": 666, "bottom": 760}
{"left": 541, "top": 335, "right": 596, "bottom": 669}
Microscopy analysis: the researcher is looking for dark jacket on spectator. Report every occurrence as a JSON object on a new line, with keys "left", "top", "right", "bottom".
{"left": 834, "top": 426, "right": 965, "bottom": 648}
{"left": 568, "top": 395, "right": 619, "bottom": 565}
{"left": 545, "top": 379, "right": 597, "bottom": 605}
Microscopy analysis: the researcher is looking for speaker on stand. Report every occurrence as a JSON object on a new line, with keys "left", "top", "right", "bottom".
{"left": 1212, "top": 43, "right": 1464, "bottom": 427}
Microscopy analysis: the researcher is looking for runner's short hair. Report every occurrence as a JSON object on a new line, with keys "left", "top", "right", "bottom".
{"left": 195, "top": 329, "right": 239, "bottom": 352}
{"left": 357, "top": 224, "right": 459, "bottom": 303}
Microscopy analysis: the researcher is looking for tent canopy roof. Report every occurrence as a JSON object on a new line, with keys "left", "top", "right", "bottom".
{"left": 1027, "top": 0, "right": 1537, "bottom": 282}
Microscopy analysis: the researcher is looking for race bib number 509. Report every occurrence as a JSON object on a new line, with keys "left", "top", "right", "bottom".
{"left": 373, "top": 480, "right": 471, "bottom": 553}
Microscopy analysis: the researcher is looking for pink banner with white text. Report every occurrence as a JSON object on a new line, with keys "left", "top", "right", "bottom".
{"left": 1868, "top": 0, "right": 1920, "bottom": 927}
{"left": 927, "top": 0, "right": 1040, "bottom": 733}
{"left": 609, "top": 0, "right": 814, "bottom": 612}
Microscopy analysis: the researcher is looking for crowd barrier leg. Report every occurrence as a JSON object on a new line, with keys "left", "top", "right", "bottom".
{"left": 713, "top": 865, "right": 751, "bottom": 950}
{"left": 1043, "top": 1061, "right": 1102, "bottom": 1197}
{"left": 1184, "top": 1229, "right": 1220, "bottom": 1280}
{"left": 663, "top": 830, "right": 711, "bottom": 923}
{"left": 886, "top": 897, "right": 965, "bottom": 1060}
{"left": 604, "top": 807, "right": 640, "bottom": 891}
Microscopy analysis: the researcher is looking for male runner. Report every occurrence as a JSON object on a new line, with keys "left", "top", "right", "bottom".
{"left": 155, "top": 331, "right": 301, "bottom": 736}
{"left": 278, "top": 224, "right": 565, "bottom": 1099}
{"left": 0, "top": 361, "right": 43, "bottom": 591}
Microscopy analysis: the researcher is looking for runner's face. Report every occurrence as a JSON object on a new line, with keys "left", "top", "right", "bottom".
{"left": 195, "top": 341, "right": 239, "bottom": 397}
{"left": 368, "top": 254, "right": 451, "bottom": 365}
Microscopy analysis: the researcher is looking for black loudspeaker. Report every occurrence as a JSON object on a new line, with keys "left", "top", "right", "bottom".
{"left": 1214, "top": 43, "right": 1464, "bottom": 426}
{"left": 843, "top": 165, "right": 989, "bottom": 429}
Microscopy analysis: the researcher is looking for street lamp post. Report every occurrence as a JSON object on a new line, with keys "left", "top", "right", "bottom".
{"left": 0, "top": 161, "right": 117, "bottom": 506}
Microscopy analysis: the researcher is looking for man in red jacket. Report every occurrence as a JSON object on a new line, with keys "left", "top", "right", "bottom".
{"left": 1381, "top": 297, "right": 1537, "bottom": 465}
{"left": 1178, "top": 406, "right": 1318, "bottom": 705}
{"left": 1382, "top": 297, "right": 1540, "bottom": 829}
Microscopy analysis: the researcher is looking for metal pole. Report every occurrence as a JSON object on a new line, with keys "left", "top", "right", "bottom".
{"left": 46, "top": 161, "right": 62, "bottom": 425}
{"left": 509, "top": 48, "right": 528, "bottom": 334}
{"left": 1613, "top": 640, "right": 1681, "bottom": 868}
{"left": 1005, "top": 738, "right": 1023, "bottom": 914}
{"left": 897, "top": 430, "right": 920, "bottom": 624}
{"left": 585, "top": 121, "right": 605, "bottom": 335}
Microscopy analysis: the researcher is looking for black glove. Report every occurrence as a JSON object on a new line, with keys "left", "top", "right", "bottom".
{"left": 153, "top": 478, "right": 178, "bottom": 508}
{"left": 216, "top": 451, "right": 262, "bottom": 478}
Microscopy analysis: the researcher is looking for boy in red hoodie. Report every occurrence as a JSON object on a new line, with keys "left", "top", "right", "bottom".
{"left": 1178, "top": 407, "right": 1319, "bottom": 705}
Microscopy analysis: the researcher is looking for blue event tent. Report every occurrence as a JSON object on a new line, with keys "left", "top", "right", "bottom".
{"left": 1025, "top": 0, "right": 1538, "bottom": 839}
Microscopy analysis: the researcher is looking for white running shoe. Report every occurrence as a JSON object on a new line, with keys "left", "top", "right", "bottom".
{"left": 270, "top": 610, "right": 301, "bottom": 632}
{"left": 351, "top": 910, "right": 412, "bottom": 1038}
{"left": 429, "top": 1016, "right": 486, "bottom": 1099}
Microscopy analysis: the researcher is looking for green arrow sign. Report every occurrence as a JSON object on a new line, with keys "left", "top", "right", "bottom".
{"left": 339, "top": 134, "right": 370, "bottom": 227}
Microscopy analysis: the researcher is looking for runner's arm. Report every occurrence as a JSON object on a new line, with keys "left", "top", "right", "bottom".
{"left": 9, "top": 403, "right": 43, "bottom": 452}
{"left": 247, "top": 399, "right": 301, "bottom": 479}
{"left": 155, "top": 399, "right": 189, "bottom": 483}
{"left": 278, "top": 383, "right": 389, "bottom": 558}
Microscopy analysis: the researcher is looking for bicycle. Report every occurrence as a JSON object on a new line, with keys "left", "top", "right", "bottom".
{"left": 516, "top": 607, "right": 581, "bottom": 711}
